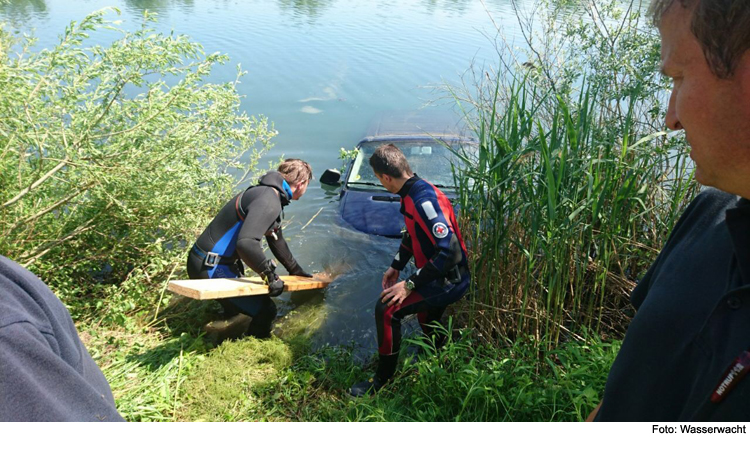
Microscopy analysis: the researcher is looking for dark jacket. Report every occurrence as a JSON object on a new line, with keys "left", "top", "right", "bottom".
{"left": 597, "top": 188, "right": 750, "bottom": 421}
{"left": 0, "top": 256, "right": 123, "bottom": 422}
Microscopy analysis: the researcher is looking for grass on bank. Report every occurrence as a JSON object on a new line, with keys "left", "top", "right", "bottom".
{"left": 85, "top": 306, "right": 618, "bottom": 422}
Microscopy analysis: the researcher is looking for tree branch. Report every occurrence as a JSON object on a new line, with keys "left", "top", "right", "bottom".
{"left": 20, "top": 202, "right": 112, "bottom": 267}
{"left": 2, "top": 156, "right": 70, "bottom": 208}
{"left": 10, "top": 181, "right": 97, "bottom": 231}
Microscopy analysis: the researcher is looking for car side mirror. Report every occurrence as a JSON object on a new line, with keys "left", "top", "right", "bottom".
{"left": 320, "top": 168, "right": 341, "bottom": 186}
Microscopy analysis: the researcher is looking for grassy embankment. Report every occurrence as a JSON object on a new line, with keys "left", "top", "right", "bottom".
{"left": 85, "top": 308, "right": 619, "bottom": 421}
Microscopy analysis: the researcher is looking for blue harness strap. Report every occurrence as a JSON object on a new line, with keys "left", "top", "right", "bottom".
{"left": 206, "top": 221, "right": 243, "bottom": 278}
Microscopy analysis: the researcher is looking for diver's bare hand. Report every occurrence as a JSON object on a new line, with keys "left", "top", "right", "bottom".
{"left": 380, "top": 280, "right": 411, "bottom": 307}
{"left": 382, "top": 267, "right": 399, "bottom": 289}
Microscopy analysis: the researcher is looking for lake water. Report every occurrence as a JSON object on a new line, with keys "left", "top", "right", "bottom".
{"left": 3, "top": 0, "right": 537, "bottom": 353}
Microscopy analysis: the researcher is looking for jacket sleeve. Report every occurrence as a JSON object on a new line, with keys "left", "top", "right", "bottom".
{"left": 267, "top": 226, "right": 304, "bottom": 274}
{"left": 0, "top": 322, "right": 124, "bottom": 421}
{"left": 390, "top": 230, "right": 413, "bottom": 271}
{"left": 407, "top": 195, "right": 463, "bottom": 289}
{"left": 235, "top": 190, "right": 281, "bottom": 275}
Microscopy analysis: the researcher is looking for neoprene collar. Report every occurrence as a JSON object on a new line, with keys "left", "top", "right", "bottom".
{"left": 257, "top": 171, "right": 293, "bottom": 206}
{"left": 397, "top": 175, "right": 420, "bottom": 198}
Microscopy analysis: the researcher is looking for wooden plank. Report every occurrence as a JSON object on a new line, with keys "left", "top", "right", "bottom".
{"left": 168, "top": 274, "right": 333, "bottom": 300}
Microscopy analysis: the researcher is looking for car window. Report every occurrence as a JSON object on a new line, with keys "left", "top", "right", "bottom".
{"left": 347, "top": 140, "right": 474, "bottom": 188}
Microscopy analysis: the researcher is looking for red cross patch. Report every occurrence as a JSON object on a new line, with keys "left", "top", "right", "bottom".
{"left": 432, "top": 222, "right": 449, "bottom": 238}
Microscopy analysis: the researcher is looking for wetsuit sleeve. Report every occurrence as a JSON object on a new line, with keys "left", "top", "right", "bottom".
{"left": 407, "top": 195, "right": 463, "bottom": 289}
{"left": 390, "top": 231, "right": 413, "bottom": 271}
{"left": 267, "top": 227, "right": 304, "bottom": 274}
{"left": 235, "top": 190, "right": 282, "bottom": 275}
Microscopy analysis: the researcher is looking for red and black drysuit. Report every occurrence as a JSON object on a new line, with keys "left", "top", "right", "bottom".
{"left": 187, "top": 171, "right": 307, "bottom": 337}
{"left": 375, "top": 175, "right": 470, "bottom": 376}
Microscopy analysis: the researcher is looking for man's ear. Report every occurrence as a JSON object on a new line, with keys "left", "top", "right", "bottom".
{"left": 738, "top": 51, "right": 750, "bottom": 100}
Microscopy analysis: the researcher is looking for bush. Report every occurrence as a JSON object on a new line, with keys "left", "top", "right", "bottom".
{"left": 0, "top": 10, "right": 275, "bottom": 321}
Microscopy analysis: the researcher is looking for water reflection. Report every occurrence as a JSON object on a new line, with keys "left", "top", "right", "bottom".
{"left": 421, "top": 0, "right": 473, "bottom": 14}
{"left": 421, "top": 0, "right": 518, "bottom": 17}
{"left": 276, "top": 0, "right": 334, "bottom": 24}
{"left": 0, "top": 0, "right": 48, "bottom": 23}
{"left": 123, "top": 0, "right": 194, "bottom": 14}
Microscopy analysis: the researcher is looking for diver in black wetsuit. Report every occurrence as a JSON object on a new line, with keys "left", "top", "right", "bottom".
{"left": 187, "top": 159, "right": 313, "bottom": 338}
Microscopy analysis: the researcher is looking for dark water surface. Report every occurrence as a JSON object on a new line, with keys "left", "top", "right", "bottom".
{"left": 2, "top": 0, "right": 535, "bottom": 352}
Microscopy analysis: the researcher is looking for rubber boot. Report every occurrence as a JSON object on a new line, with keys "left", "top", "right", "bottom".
{"left": 203, "top": 313, "right": 253, "bottom": 343}
{"left": 245, "top": 297, "right": 277, "bottom": 339}
{"left": 349, "top": 353, "right": 399, "bottom": 397}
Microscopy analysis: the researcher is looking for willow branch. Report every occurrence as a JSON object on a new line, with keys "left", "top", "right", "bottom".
{"left": 20, "top": 202, "right": 112, "bottom": 267}
{"left": 2, "top": 157, "right": 70, "bottom": 208}
{"left": 90, "top": 92, "right": 179, "bottom": 140}
{"left": 10, "top": 181, "right": 97, "bottom": 231}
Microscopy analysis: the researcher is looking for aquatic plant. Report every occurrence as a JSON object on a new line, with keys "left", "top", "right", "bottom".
{"left": 450, "top": 0, "right": 697, "bottom": 348}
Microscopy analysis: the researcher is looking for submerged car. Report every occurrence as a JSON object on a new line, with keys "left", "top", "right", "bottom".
{"left": 321, "top": 112, "right": 477, "bottom": 237}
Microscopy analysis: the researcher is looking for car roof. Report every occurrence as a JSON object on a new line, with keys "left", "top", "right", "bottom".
{"left": 358, "top": 111, "right": 476, "bottom": 143}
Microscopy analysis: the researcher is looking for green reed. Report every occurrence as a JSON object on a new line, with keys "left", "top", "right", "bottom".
{"left": 452, "top": 75, "right": 697, "bottom": 349}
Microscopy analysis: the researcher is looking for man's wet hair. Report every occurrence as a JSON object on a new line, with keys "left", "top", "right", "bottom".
{"left": 649, "top": 0, "right": 750, "bottom": 78}
{"left": 278, "top": 159, "right": 313, "bottom": 185}
{"left": 369, "top": 143, "right": 412, "bottom": 178}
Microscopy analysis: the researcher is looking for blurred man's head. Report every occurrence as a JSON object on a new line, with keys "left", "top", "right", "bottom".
{"left": 278, "top": 158, "right": 313, "bottom": 200}
{"left": 650, "top": 0, "right": 750, "bottom": 198}
{"left": 369, "top": 143, "right": 413, "bottom": 193}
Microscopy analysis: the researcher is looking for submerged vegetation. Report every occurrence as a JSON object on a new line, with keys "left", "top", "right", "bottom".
{"left": 0, "top": 1, "right": 694, "bottom": 421}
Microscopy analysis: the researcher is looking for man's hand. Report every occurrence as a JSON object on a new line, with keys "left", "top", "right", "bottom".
{"left": 380, "top": 280, "right": 412, "bottom": 307}
{"left": 382, "top": 267, "right": 399, "bottom": 289}
{"left": 586, "top": 401, "right": 602, "bottom": 422}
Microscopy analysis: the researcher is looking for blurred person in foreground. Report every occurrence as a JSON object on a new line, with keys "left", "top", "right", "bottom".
{"left": 0, "top": 256, "right": 123, "bottom": 421}
{"left": 590, "top": 0, "right": 750, "bottom": 421}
